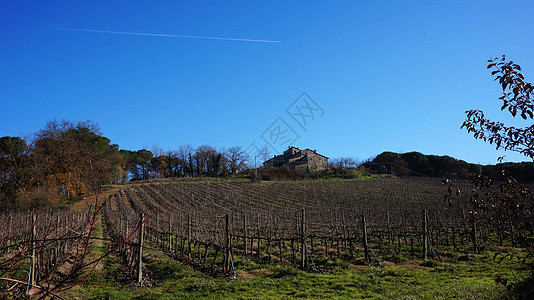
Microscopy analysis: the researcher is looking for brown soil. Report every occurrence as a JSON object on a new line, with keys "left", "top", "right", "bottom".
{"left": 235, "top": 268, "right": 269, "bottom": 280}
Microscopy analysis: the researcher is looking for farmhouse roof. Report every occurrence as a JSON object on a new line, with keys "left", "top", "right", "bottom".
{"left": 302, "top": 148, "right": 329, "bottom": 159}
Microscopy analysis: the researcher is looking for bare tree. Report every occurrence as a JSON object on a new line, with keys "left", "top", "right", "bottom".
{"left": 329, "top": 157, "right": 359, "bottom": 173}
{"left": 225, "top": 146, "right": 247, "bottom": 174}
{"left": 178, "top": 144, "right": 195, "bottom": 177}
{"left": 259, "top": 144, "right": 271, "bottom": 163}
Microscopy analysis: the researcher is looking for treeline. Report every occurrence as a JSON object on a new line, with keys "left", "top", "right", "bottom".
{"left": 0, "top": 120, "right": 122, "bottom": 208}
{"left": 364, "top": 151, "right": 534, "bottom": 183}
{"left": 0, "top": 120, "right": 250, "bottom": 208}
{"left": 120, "top": 144, "right": 248, "bottom": 182}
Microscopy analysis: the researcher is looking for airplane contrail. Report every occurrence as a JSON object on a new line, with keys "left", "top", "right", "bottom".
{"left": 43, "top": 27, "right": 282, "bottom": 43}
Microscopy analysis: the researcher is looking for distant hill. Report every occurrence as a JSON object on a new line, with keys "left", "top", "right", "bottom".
{"left": 363, "top": 151, "right": 534, "bottom": 183}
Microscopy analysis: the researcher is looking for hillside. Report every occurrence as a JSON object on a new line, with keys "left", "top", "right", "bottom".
{"left": 2, "top": 177, "right": 529, "bottom": 299}
{"left": 365, "top": 151, "right": 534, "bottom": 183}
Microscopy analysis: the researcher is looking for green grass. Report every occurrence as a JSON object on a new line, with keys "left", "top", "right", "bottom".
{"left": 60, "top": 243, "right": 532, "bottom": 299}
{"left": 57, "top": 182, "right": 532, "bottom": 299}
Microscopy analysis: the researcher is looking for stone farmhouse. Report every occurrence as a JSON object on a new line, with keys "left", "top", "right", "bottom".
{"left": 263, "top": 146, "right": 329, "bottom": 173}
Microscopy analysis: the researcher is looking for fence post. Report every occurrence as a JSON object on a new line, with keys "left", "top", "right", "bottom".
{"left": 7, "top": 215, "right": 13, "bottom": 255}
{"left": 169, "top": 217, "right": 172, "bottom": 252}
{"left": 472, "top": 219, "right": 479, "bottom": 254}
{"left": 64, "top": 214, "right": 68, "bottom": 253}
{"left": 256, "top": 214, "right": 261, "bottom": 258}
{"left": 342, "top": 211, "right": 347, "bottom": 249}
{"left": 361, "top": 214, "right": 370, "bottom": 263}
{"left": 187, "top": 215, "right": 192, "bottom": 259}
{"left": 301, "top": 208, "right": 306, "bottom": 269}
{"left": 55, "top": 214, "right": 60, "bottom": 265}
{"left": 225, "top": 214, "right": 230, "bottom": 273}
{"left": 30, "top": 212, "right": 36, "bottom": 288}
{"left": 423, "top": 209, "right": 428, "bottom": 260}
{"left": 137, "top": 213, "right": 145, "bottom": 286}
{"left": 243, "top": 214, "right": 248, "bottom": 256}
{"left": 386, "top": 211, "right": 391, "bottom": 245}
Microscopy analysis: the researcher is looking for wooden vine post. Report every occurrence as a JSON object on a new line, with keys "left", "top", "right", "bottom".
{"left": 64, "top": 214, "right": 68, "bottom": 253}
{"left": 472, "top": 219, "right": 479, "bottom": 254}
{"left": 386, "top": 211, "right": 391, "bottom": 246}
{"left": 301, "top": 208, "right": 306, "bottom": 269}
{"left": 224, "top": 214, "right": 230, "bottom": 273}
{"left": 243, "top": 214, "right": 248, "bottom": 256}
{"left": 137, "top": 213, "right": 145, "bottom": 286}
{"left": 168, "top": 217, "right": 172, "bottom": 252}
{"left": 187, "top": 215, "right": 192, "bottom": 259}
{"left": 361, "top": 214, "right": 370, "bottom": 263}
{"left": 423, "top": 209, "right": 428, "bottom": 260}
{"left": 342, "top": 211, "right": 347, "bottom": 249}
{"left": 30, "top": 212, "right": 36, "bottom": 287}
{"left": 256, "top": 215, "right": 261, "bottom": 257}
{"left": 55, "top": 214, "right": 60, "bottom": 265}
{"left": 156, "top": 214, "right": 160, "bottom": 244}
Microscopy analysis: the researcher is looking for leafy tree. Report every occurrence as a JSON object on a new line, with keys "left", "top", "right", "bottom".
{"left": 65, "top": 126, "right": 122, "bottom": 186}
{"left": 209, "top": 152, "right": 223, "bottom": 176}
{"left": 463, "top": 55, "right": 534, "bottom": 160}
{"left": 402, "top": 152, "right": 429, "bottom": 174}
{"left": 136, "top": 149, "right": 154, "bottom": 180}
{"left": 119, "top": 150, "right": 139, "bottom": 181}
{"left": 459, "top": 55, "right": 534, "bottom": 277}
{"left": 0, "top": 120, "right": 122, "bottom": 207}
{"left": 367, "top": 152, "right": 410, "bottom": 176}
{"left": 364, "top": 150, "right": 534, "bottom": 181}
{"left": 150, "top": 155, "right": 167, "bottom": 179}
{"left": 32, "top": 120, "right": 121, "bottom": 197}
{"left": 0, "top": 136, "right": 31, "bottom": 206}
{"left": 194, "top": 145, "right": 217, "bottom": 176}
{"left": 165, "top": 150, "right": 182, "bottom": 177}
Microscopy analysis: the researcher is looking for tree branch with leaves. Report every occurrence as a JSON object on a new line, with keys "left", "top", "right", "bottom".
{"left": 456, "top": 56, "right": 534, "bottom": 293}
{"left": 462, "top": 55, "right": 534, "bottom": 161}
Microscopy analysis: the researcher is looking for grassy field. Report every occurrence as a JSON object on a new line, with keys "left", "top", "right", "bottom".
{"left": 54, "top": 177, "right": 532, "bottom": 299}
{"left": 62, "top": 240, "right": 530, "bottom": 299}
{"left": 4, "top": 178, "right": 531, "bottom": 299}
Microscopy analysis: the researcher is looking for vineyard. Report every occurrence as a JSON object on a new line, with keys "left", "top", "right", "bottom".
{"left": 103, "top": 178, "right": 492, "bottom": 273}
{"left": 0, "top": 177, "right": 528, "bottom": 298}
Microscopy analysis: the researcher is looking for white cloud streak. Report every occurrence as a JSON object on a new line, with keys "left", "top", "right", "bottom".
{"left": 43, "top": 27, "right": 282, "bottom": 43}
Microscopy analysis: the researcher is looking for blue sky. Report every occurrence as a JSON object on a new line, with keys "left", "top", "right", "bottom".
{"left": 1, "top": 1, "right": 534, "bottom": 164}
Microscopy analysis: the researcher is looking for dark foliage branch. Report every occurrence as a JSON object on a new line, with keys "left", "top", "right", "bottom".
{"left": 457, "top": 56, "right": 534, "bottom": 280}
{"left": 462, "top": 55, "right": 534, "bottom": 160}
